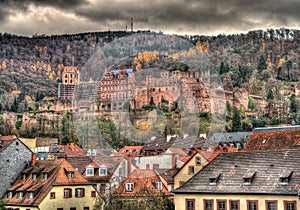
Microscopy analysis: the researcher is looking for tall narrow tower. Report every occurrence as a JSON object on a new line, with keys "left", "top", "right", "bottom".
{"left": 131, "top": 17, "right": 133, "bottom": 32}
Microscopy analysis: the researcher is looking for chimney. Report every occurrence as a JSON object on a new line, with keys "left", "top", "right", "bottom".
{"left": 166, "top": 135, "right": 172, "bottom": 142}
{"left": 31, "top": 153, "right": 37, "bottom": 166}
{"left": 70, "top": 142, "right": 75, "bottom": 151}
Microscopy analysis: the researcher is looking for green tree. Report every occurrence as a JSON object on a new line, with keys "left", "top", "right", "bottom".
{"left": 149, "top": 96, "right": 155, "bottom": 106}
{"left": 257, "top": 55, "right": 267, "bottom": 72}
{"left": 0, "top": 199, "right": 6, "bottom": 210}
{"left": 10, "top": 96, "right": 18, "bottom": 112}
{"left": 248, "top": 96, "right": 256, "bottom": 111}
{"left": 290, "top": 94, "right": 297, "bottom": 113}
{"left": 267, "top": 89, "right": 274, "bottom": 100}
{"left": 232, "top": 107, "right": 241, "bottom": 132}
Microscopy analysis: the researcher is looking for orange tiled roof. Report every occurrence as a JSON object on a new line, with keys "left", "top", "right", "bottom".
{"left": 113, "top": 169, "right": 169, "bottom": 197}
{"left": 57, "top": 143, "right": 86, "bottom": 157}
{"left": 0, "top": 135, "right": 17, "bottom": 140}
{"left": 3, "top": 159, "right": 90, "bottom": 207}
{"left": 115, "top": 146, "right": 143, "bottom": 157}
{"left": 244, "top": 129, "right": 300, "bottom": 151}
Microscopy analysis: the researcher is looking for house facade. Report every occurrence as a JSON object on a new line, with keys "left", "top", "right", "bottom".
{"left": 173, "top": 150, "right": 220, "bottom": 189}
{"left": 173, "top": 149, "right": 300, "bottom": 210}
{"left": 3, "top": 158, "right": 103, "bottom": 210}
{"left": 0, "top": 136, "right": 33, "bottom": 198}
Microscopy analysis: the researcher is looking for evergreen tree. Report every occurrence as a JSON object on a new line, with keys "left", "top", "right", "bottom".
{"left": 267, "top": 89, "right": 274, "bottom": 100}
{"left": 10, "top": 96, "right": 18, "bottom": 112}
{"left": 232, "top": 107, "right": 241, "bottom": 132}
{"left": 258, "top": 55, "right": 267, "bottom": 72}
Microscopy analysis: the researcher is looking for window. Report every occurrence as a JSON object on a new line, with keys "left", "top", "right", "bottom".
{"left": 186, "top": 199, "right": 195, "bottom": 210}
{"left": 17, "top": 192, "right": 23, "bottom": 199}
{"left": 230, "top": 200, "right": 239, "bottom": 210}
{"left": 247, "top": 200, "right": 258, "bottom": 210}
{"left": 43, "top": 173, "right": 48, "bottom": 180}
{"left": 284, "top": 201, "right": 296, "bottom": 210}
{"left": 32, "top": 173, "right": 37, "bottom": 180}
{"left": 195, "top": 157, "right": 201, "bottom": 166}
{"left": 209, "top": 172, "right": 221, "bottom": 185}
{"left": 84, "top": 207, "right": 90, "bottom": 210}
{"left": 156, "top": 182, "right": 162, "bottom": 190}
{"left": 146, "top": 164, "right": 150, "bottom": 169}
{"left": 204, "top": 199, "right": 213, "bottom": 210}
{"left": 57, "top": 208, "right": 63, "bottom": 210}
{"left": 86, "top": 168, "right": 94, "bottom": 176}
{"left": 7, "top": 191, "right": 13, "bottom": 198}
{"left": 266, "top": 201, "right": 277, "bottom": 210}
{"left": 99, "top": 168, "right": 107, "bottom": 176}
{"left": 70, "top": 208, "right": 76, "bottom": 210}
{"left": 188, "top": 166, "right": 194, "bottom": 175}
{"left": 22, "top": 174, "right": 26, "bottom": 180}
{"left": 91, "top": 191, "right": 96, "bottom": 197}
{"left": 50, "top": 192, "right": 56, "bottom": 199}
{"left": 244, "top": 178, "right": 252, "bottom": 185}
{"left": 217, "top": 200, "right": 226, "bottom": 210}
{"left": 75, "top": 188, "right": 85, "bottom": 198}
{"left": 125, "top": 182, "right": 134, "bottom": 192}
{"left": 68, "top": 172, "right": 74, "bottom": 179}
{"left": 64, "top": 188, "right": 72, "bottom": 198}
{"left": 153, "top": 164, "right": 159, "bottom": 169}
{"left": 28, "top": 192, "right": 34, "bottom": 199}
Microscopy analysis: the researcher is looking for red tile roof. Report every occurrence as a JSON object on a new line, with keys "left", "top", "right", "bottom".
{"left": 113, "top": 169, "right": 169, "bottom": 197}
{"left": 3, "top": 159, "right": 90, "bottom": 207}
{"left": 57, "top": 143, "right": 86, "bottom": 157}
{"left": 244, "top": 129, "right": 300, "bottom": 151}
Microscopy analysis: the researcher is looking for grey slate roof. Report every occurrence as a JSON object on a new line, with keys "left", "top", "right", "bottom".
{"left": 174, "top": 149, "right": 300, "bottom": 195}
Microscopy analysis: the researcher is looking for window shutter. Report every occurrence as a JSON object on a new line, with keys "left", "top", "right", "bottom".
{"left": 83, "top": 188, "right": 85, "bottom": 197}
{"left": 75, "top": 189, "right": 78, "bottom": 197}
{"left": 70, "top": 189, "right": 72, "bottom": 197}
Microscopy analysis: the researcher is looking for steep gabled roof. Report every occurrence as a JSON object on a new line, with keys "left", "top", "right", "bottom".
{"left": 155, "top": 168, "right": 179, "bottom": 185}
{"left": 174, "top": 149, "right": 300, "bottom": 195}
{"left": 66, "top": 156, "right": 92, "bottom": 174}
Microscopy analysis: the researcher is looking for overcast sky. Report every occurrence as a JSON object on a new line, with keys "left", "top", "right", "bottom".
{"left": 0, "top": 0, "right": 299, "bottom": 36}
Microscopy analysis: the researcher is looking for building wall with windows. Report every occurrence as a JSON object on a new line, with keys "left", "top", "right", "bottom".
{"left": 174, "top": 193, "right": 299, "bottom": 210}
{"left": 0, "top": 137, "right": 32, "bottom": 198}
{"left": 38, "top": 185, "right": 100, "bottom": 210}
{"left": 174, "top": 153, "right": 208, "bottom": 189}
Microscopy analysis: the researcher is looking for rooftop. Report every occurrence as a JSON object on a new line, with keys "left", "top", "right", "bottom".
{"left": 174, "top": 149, "right": 300, "bottom": 195}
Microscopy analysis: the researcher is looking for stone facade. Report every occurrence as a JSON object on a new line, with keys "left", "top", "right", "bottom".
{"left": 0, "top": 137, "right": 32, "bottom": 198}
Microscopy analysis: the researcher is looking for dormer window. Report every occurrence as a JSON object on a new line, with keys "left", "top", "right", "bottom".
{"left": 99, "top": 167, "right": 107, "bottom": 176}
{"left": 68, "top": 172, "right": 74, "bottom": 179}
{"left": 22, "top": 174, "right": 26, "bottom": 180}
{"left": 28, "top": 192, "right": 34, "bottom": 199}
{"left": 17, "top": 192, "right": 23, "bottom": 199}
{"left": 243, "top": 170, "right": 256, "bottom": 185}
{"left": 7, "top": 191, "right": 13, "bottom": 199}
{"left": 156, "top": 182, "right": 162, "bottom": 191}
{"left": 125, "top": 182, "right": 134, "bottom": 192}
{"left": 262, "top": 139, "right": 267, "bottom": 144}
{"left": 32, "top": 173, "right": 37, "bottom": 180}
{"left": 279, "top": 169, "right": 293, "bottom": 185}
{"left": 43, "top": 173, "right": 48, "bottom": 180}
{"left": 86, "top": 167, "right": 94, "bottom": 176}
{"left": 209, "top": 172, "right": 221, "bottom": 185}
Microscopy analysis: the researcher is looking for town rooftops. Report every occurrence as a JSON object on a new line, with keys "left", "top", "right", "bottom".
{"left": 244, "top": 128, "right": 300, "bottom": 151}
{"left": 209, "top": 132, "right": 250, "bottom": 147}
{"left": 57, "top": 143, "right": 86, "bottom": 157}
{"left": 173, "top": 149, "right": 300, "bottom": 195}
{"left": 113, "top": 169, "right": 169, "bottom": 197}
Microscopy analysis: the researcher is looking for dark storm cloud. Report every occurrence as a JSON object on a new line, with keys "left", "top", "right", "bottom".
{"left": 73, "top": 0, "right": 300, "bottom": 34}
{"left": 0, "top": 0, "right": 89, "bottom": 21}
{"left": 0, "top": 0, "right": 300, "bottom": 35}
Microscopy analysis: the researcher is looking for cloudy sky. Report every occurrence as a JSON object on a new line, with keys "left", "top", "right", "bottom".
{"left": 0, "top": 0, "right": 299, "bottom": 36}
